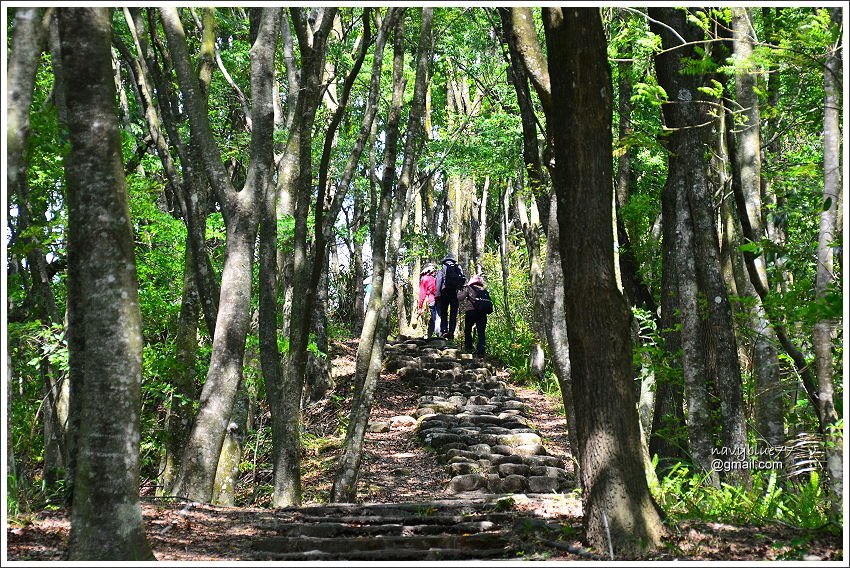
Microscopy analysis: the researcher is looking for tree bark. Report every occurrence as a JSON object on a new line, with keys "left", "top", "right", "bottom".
{"left": 731, "top": 7, "right": 783, "bottom": 448}
{"left": 8, "top": 7, "right": 70, "bottom": 488}
{"left": 159, "top": 245, "right": 200, "bottom": 494}
{"left": 498, "top": 182, "right": 514, "bottom": 331}
{"left": 161, "top": 7, "right": 279, "bottom": 502}
{"left": 544, "top": 7, "right": 664, "bottom": 556}
{"left": 355, "top": 12, "right": 407, "bottom": 386}
{"left": 505, "top": 7, "right": 552, "bottom": 114}
{"left": 541, "top": 192, "right": 581, "bottom": 486}
{"left": 515, "top": 189, "right": 546, "bottom": 379}
{"left": 119, "top": 10, "right": 221, "bottom": 338}
{"left": 650, "top": 7, "right": 748, "bottom": 484}
{"left": 816, "top": 6, "right": 843, "bottom": 521}
{"left": 275, "top": 7, "right": 340, "bottom": 506}
{"left": 334, "top": 8, "right": 432, "bottom": 502}
{"left": 59, "top": 7, "right": 154, "bottom": 559}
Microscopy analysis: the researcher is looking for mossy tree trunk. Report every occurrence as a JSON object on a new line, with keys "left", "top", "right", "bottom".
{"left": 59, "top": 7, "right": 154, "bottom": 559}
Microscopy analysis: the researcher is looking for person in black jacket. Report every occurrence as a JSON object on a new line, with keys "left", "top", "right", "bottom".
{"left": 434, "top": 254, "right": 463, "bottom": 340}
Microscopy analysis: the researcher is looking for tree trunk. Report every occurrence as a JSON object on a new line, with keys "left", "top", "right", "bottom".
{"left": 334, "top": 8, "right": 432, "bottom": 502}
{"left": 498, "top": 182, "right": 514, "bottom": 331}
{"left": 159, "top": 245, "right": 201, "bottom": 494}
{"left": 650, "top": 7, "right": 748, "bottom": 483}
{"left": 355, "top": 12, "right": 407, "bottom": 386}
{"left": 731, "top": 7, "right": 783, "bottom": 448}
{"left": 544, "top": 7, "right": 663, "bottom": 556}
{"left": 211, "top": 378, "right": 249, "bottom": 506}
{"left": 506, "top": 7, "right": 552, "bottom": 114}
{"left": 816, "top": 6, "right": 843, "bottom": 521}
{"left": 121, "top": 9, "right": 221, "bottom": 338}
{"left": 59, "top": 8, "right": 154, "bottom": 559}
{"left": 648, "top": 141, "right": 688, "bottom": 471}
{"left": 8, "top": 7, "right": 70, "bottom": 489}
{"left": 541, "top": 192, "right": 581, "bottom": 486}
{"left": 475, "top": 177, "right": 489, "bottom": 271}
{"left": 161, "top": 7, "right": 279, "bottom": 502}
{"left": 306, "top": 265, "right": 333, "bottom": 402}
{"left": 515, "top": 189, "right": 546, "bottom": 379}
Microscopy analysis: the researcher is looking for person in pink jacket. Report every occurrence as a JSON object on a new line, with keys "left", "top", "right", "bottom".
{"left": 418, "top": 264, "right": 439, "bottom": 339}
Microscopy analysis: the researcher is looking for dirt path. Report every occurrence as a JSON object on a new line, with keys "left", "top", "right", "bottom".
{"left": 6, "top": 337, "right": 843, "bottom": 562}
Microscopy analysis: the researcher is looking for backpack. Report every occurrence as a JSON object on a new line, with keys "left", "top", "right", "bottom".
{"left": 469, "top": 286, "right": 494, "bottom": 314}
{"left": 442, "top": 262, "right": 466, "bottom": 291}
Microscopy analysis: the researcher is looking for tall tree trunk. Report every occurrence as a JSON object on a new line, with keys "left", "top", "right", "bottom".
{"left": 731, "top": 7, "right": 783, "bottom": 448}
{"left": 498, "top": 182, "right": 514, "bottom": 331}
{"left": 544, "top": 7, "right": 663, "bottom": 556}
{"left": 59, "top": 8, "right": 154, "bottom": 559}
{"left": 8, "top": 7, "right": 70, "bottom": 489}
{"left": 121, "top": 9, "right": 221, "bottom": 338}
{"left": 670, "top": 163, "right": 721, "bottom": 486}
{"left": 475, "top": 176, "right": 489, "bottom": 272}
{"left": 815, "top": 6, "right": 843, "bottom": 521}
{"left": 352, "top": 184, "right": 366, "bottom": 333}
{"left": 333, "top": 8, "right": 414, "bottom": 499}
{"left": 650, "top": 7, "right": 748, "bottom": 483}
{"left": 161, "top": 7, "right": 279, "bottom": 502}
{"left": 334, "top": 8, "right": 432, "bottom": 502}
{"left": 355, "top": 12, "right": 407, "bottom": 386}
{"left": 306, "top": 264, "right": 333, "bottom": 402}
{"left": 515, "top": 189, "right": 546, "bottom": 378}
{"left": 542, "top": 192, "right": 581, "bottom": 486}
{"left": 648, "top": 157, "right": 687, "bottom": 472}
{"left": 211, "top": 377, "right": 249, "bottom": 506}
{"left": 506, "top": 7, "right": 552, "bottom": 114}
{"left": 159, "top": 245, "right": 201, "bottom": 494}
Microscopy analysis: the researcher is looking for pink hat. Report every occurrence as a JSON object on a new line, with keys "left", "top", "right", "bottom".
{"left": 468, "top": 274, "right": 484, "bottom": 287}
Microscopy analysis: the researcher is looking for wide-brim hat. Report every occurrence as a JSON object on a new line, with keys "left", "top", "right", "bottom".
{"left": 420, "top": 264, "right": 436, "bottom": 275}
{"left": 440, "top": 254, "right": 456, "bottom": 263}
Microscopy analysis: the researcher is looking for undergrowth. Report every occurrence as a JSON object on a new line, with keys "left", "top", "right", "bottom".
{"left": 651, "top": 463, "right": 836, "bottom": 531}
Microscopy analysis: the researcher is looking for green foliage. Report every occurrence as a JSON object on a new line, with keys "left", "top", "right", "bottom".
{"left": 652, "top": 463, "right": 833, "bottom": 530}
{"left": 478, "top": 247, "right": 536, "bottom": 374}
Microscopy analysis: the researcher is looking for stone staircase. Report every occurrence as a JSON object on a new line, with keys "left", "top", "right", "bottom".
{"left": 251, "top": 497, "right": 542, "bottom": 560}
{"left": 385, "top": 337, "right": 575, "bottom": 495}
{"left": 249, "top": 337, "right": 580, "bottom": 561}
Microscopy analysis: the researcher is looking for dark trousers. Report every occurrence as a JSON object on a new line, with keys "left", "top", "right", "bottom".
{"left": 464, "top": 310, "right": 487, "bottom": 356}
{"left": 437, "top": 293, "right": 458, "bottom": 339}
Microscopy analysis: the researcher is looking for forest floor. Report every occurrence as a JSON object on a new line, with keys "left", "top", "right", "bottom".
{"left": 5, "top": 337, "right": 844, "bottom": 563}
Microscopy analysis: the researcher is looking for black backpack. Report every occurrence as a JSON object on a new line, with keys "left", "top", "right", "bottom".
{"left": 470, "top": 286, "right": 494, "bottom": 314}
{"left": 442, "top": 262, "right": 465, "bottom": 291}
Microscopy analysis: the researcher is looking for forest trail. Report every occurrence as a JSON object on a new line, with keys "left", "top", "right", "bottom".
{"left": 8, "top": 337, "right": 591, "bottom": 562}
{"left": 244, "top": 337, "right": 588, "bottom": 560}
{"left": 7, "top": 338, "right": 842, "bottom": 562}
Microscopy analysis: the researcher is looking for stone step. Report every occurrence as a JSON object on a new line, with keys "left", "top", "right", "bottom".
{"left": 269, "top": 519, "right": 499, "bottom": 538}
{"left": 254, "top": 545, "right": 510, "bottom": 561}
{"left": 281, "top": 512, "right": 516, "bottom": 526}
{"left": 253, "top": 531, "right": 510, "bottom": 555}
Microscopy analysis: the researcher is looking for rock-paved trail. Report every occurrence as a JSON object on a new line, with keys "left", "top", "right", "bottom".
{"left": 9, "top": 337, "right": 590, "bottom": 562}
{"left": 249, "top": 337, "right": 584, "bottom": 561}
{"left": 385, "top": 337, "right": 575, "bottom": 495}
{"left": 9, "top": 337, "right": 842, "bottom": 562}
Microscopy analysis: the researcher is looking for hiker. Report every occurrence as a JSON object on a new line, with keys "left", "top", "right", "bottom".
{"left": 434, "top": 254, "right": 465, "bottom": 340}
{"left": 418, "top": 264, "right": 440, "bottom": 339}
{"left": 458, "top": 274, "right": 493, "bottom": 358}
